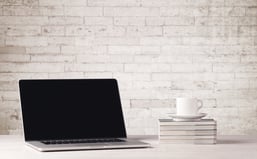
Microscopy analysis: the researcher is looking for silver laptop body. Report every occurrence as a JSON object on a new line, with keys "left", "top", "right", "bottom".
{"left": 19, "top": 79, "right": 150, "bottom": 152}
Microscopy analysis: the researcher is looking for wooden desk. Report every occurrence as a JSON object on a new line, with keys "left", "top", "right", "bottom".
{"left": 1, "top": 135, "right": 257, "bottom": 159}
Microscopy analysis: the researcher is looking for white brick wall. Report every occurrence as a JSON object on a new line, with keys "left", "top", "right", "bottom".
{"left": 0, "top": 0, "right": 257, "bottom": 135}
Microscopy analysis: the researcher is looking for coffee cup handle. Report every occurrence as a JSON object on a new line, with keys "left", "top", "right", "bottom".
{"left": 197, "top": 100, "right": 203, "bottom": 111}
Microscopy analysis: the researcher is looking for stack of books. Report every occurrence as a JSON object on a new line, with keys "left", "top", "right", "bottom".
{"left": 158, "top": 119, "right": 217, "bottom": 144}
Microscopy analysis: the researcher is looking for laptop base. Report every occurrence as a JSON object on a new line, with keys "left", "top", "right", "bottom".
{"left": 26, "top": 139, "right": 151, "bottom": 152}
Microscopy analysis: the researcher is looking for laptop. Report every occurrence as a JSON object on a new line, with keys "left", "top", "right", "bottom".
{"left": 19, "top": 79, "right": 150, "bottom": 152}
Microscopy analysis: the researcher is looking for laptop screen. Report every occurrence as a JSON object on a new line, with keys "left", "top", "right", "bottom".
{"left": 19, "top": 79, "right": 127, "bottom": 141}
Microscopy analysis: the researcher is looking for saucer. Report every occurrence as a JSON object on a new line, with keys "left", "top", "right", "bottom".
{"left": 168, "top": 113, "right": 207, "bottom": 122}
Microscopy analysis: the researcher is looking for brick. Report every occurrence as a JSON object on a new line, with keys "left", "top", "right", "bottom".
{"left": 146, "top": 17, "right": 194, "bottom": 26}
{"left": 39, "top": 0, "right": 87, "bottom": 6}
{"left": 193, "top": 54, "right": 240, "bottom": 63}
{"left": 225, "top": 0, "right": 257, "bottom": 6}
{"left": 0, "top": 36, "right": 4, "bottom": 46}
{"left": 134, "top": 55, "right": 191, "bottom": 63}
{"left": 124, "top": 64, "right": 171, "bottom": 72}
{"left": 246, "top": 7, "right": 257, "bottom": 16}
{"left": 104, "top": 7, "right": 159, "bottom": 17}
{"left": 166, "top": 26, "right": 238, "bottom": 37}
{"left": 160, "top": 7, "right": 180, "bottom": 16}
{"left": 0, "top": 81, "right": 19, "bottom": 91}
{"left": 141, "top": 0, "right": 224, "bottom": 6}
{"left": 127, "top": 26, "right": 162, "bottom": 37}
{"left": 238, "top": 26, "right": 253, "bottom": 36}
{"left": 0, "top": 47, "right": 26, "bottom": 54}
{"left": 161, "top": 46, "right": 215, "bottom": 54}
{"left": 5, "top": 26, "right": 41, "bottom": 36}
{"left": 0, "top": 73, "right": 48, "bottom": 81}
{"left": 238, "top": 17, "right": 257, "bottom": 25}
{"left": 172, "top": 64, "right": 212, "bottom": 73}
{"left": 182, "top": 37, "right": 238, "bottom": 45}
{"left": 94, "top": 26, "right": 125, "bottom": 37}
{"left": 65, "top": 63, "right": 123, "bottom": 72}
{"left": 132, "top": 81, "right": 171, "bottom": 89}
{"left": 208, "top": 7, "right": 245, "bottom": 17}
{"left": 108, "top": 45, "right": 141, "bottom": 54}
{"left": 0, "top": 54, "right": 30, "bottom": 62}
{"left": 141, "top": 46, "right": 160, "bottom": 54}
{"left": 236, "top": 73, "right": 257, "bottom": 79}
{"left": 163, "top": 26, "right": 204, "bottom": 37}
{"left": 213, "top": 64, "right": 257, "bottom": 73}
{"left": 161, "top": 7, "right": 208, "bottom": 16}
{"left": 249, "top": 80, "right": 257, "bottom": 89}
{"left": 68, "top": 26, "right": 124, "bottom": 37}
{"left": 214, "top": 46, "right": 257, "bottom": 55}
{"left": 6, "top": 37, "right": 47, "bottom": 47}
{"left": 131, "top": 99, "right": 174, "bottom": 108}
{"left": 113, "top": 72, "right": 151, "bottom": 81}
{"left": 170, "top": 81, "right": 215, "bottom": 90}
{"left": 140, "top": 37, "right": 182, "bottom": 45}
{"left": 31, "top": 55, "right": 75, "bottom": 62}
{"left": 0, "top": 63, "right": 64, "bottom": 73}
{"left": 0, "top": 16, "right": 48, "bottom": 25}
{"left": 47, "top": 37, "right": 75, "bottom": 45}
{"left": 77, "top": 55, "right": 134, "bottom": 63}
{"left": 3, "top": 6, "right": 40, "bottom": 16}
{"left": 61, "top": 45, "right": 107, "bottom": 54}
{"left": 39, "top": 6, "right": 64, "bottom": 16}
{"left": 92, "top": 37, "right": 139, "bottom": 45}
{"left": 215, "top": 80, "right": 249, "bottom": 90}
{"left": 0, "top": 101, "right": 20, "bottom": 109}
{"left": 88, "top": 0, "right": 140, "bottom": 6}
{"left": 120, "top": 89, "right": 155, "bottom": 99}
{"left": 84, "top": 17, "right": 113, "bottom": 25}
{"left": 241, "top": 55, "right": 257, "bottom": 63}
{"left": 65, "top": 26, "right": 94, "bottom": 36}
{"left": 23, "top": 0, "right": 39, "bottom": 6}
{"left": 64, "top": 7, "right": 102, "bottom": 16}
{"left": 48, "top": 72, "right": 84, "bottom": 78}
{"left": 152, "top": 73, "right": 234, "bottom": 81}
{"left": 84, "top": 72, "right": 113, "bottom": 78}
{"left": 26, "top": 46, "right": 60, "bottom": 54}
{"left": 42, "top": 26, "right": 65, "bottom": 36}
{"left": 0, "top": 0, "right": 22, "bottom": 5}
{"left": 114, "top": 17, "right": 145, "bottom": 26}
{"left": 238, "top": 37, "right": 255, "bottom": 45}
{"left": 195, "top": 17, "right": 238, "bottom": 26}
{"left": 48, "top": 16, "right": 83, "bottom": 25}
{"left": 0, "top": 91, "right": 19, "bottom": 101}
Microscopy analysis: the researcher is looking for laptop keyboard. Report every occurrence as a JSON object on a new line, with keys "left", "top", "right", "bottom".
{"left": 41, "top": 138, "right": 124, "bottom": 145}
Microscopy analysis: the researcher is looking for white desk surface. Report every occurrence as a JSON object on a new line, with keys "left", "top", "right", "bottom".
{"left": 1, "top": 135, "right": 257, "bottom": 159}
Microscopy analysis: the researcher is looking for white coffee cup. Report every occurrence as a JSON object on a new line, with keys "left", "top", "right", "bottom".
{"left": 176, "top": 98, "right": 203, "bottom": 116}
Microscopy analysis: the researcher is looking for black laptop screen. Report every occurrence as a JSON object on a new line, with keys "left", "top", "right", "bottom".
{"left": 19, "top": 79, "right": 127, "bottom": 141}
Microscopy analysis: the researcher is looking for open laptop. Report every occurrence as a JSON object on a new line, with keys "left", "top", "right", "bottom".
{"left": 19, "top": 79, "right": 150, "bottom": 152}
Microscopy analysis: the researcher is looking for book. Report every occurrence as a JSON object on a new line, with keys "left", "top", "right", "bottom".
{"left": 160, "top": 130, "right": 216, "bottom": 136}
{"left": 159, "top": 135, "right": 216, "bottom": 140}
{"left": 159, "top": 119, "right": 216, "bottom": 126}
{"left": 159, "top": 125, "right": 216, "bottom": 131}
{"left": 160, "top": 139, "right": 216, "bottom": 144}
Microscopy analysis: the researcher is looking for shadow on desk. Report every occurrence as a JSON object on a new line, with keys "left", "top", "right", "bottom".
{"left": 218, "top": 136, "right": 257, "bottom": 144}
